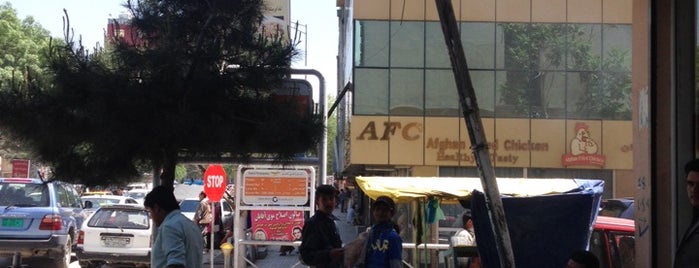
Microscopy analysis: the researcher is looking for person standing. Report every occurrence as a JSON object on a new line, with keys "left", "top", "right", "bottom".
{"left": 451, "top": 210, "right": 479, "bottom": 267}
{"left": 299, "top": 184, "right": 344, "bottom": 267}
{"left": 144, "top": 186, "right": 203, "bottom": 268}
{"left": 356, "top": 196, "right": 403, "bottom": 268}
{"left": 675, "top": 159, "right": 699, "bottom": 267}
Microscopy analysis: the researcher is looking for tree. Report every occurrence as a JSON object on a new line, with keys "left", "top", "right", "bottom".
{"left": 0, "top": 0, "right": 323, "bottom": 188}
{"left": 0, "top": 3, "right": 55, "bottom": 161}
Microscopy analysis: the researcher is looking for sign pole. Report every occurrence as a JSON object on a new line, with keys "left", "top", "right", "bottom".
{"left": 204, "top": 164, "right": 227, "bottom": 267}
{"left": 209, "top": 202, "right": 215, "bottom": 267}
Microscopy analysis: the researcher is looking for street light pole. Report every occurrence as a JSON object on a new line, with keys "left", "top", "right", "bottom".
{"left": 290, "top": 69, "right": 327, "bottom": 185}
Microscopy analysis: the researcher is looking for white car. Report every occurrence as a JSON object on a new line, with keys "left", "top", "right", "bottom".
{"left": 126, "top": 189, "right": 150, "bottom": 204}
{"left": 76, "top": 204, "right": 152, "bottom": 268}
{"left": 81, "top": 195, "right": 140, "bottom": 218}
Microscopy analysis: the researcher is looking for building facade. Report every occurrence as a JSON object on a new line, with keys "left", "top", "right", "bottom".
{"left": 337, "top": 0, "right": 633, "bottom": 199}
{"left": 336, "top": 0, "right": 699, "bottom": 267}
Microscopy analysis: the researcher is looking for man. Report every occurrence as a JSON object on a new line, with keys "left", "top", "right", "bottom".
{"left": 145, "top": 186, "right": 203, "bottom": 268}
{"left": 299, "top": 184, "right": 344, "bottom": 267}
{"left": 675, "top": 159, "right": 699, "bottom": 267}
{"left": 451, "top": 210, "right": 478, "bottom": 267}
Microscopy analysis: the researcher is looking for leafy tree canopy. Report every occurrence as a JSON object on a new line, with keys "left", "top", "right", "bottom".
{"left": 0, "top": 0, "right": 323, "bottom": 187}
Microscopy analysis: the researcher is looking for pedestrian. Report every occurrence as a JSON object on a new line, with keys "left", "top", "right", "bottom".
{"left": 355, "top": 195, "right": 403, "bottom": 268}
{"left": 566, "top": 250, "right": 599, "bottom": 268}
{"left": 193, "top": 191, "right": 212, "bottom": 251}
{"left": 144, "top": 185, "right": 203, "bottom": 268}
{"left": 675, "top": 159, "right": 699, "bottom": 267}
{"left": 299, "top": 184, "right": 344, "bottom": 267}
{"left": 450, "top": 210, "right": 480, "bottom": 268}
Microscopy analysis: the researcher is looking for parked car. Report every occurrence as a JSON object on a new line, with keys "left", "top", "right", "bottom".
{"left": 76, "top": 204, "right": 152, "bottom": 268}
{"left": 590, "top": 215, "right": 635, "bottom": 268}
{"left": 599, "top": 198, "right": 634, "bottom": 219}
{"left": 81, "top": 195, "right": 140, "bottom": 218}
{"left": 0, "top": 178, "right": 83, "bottom": 268}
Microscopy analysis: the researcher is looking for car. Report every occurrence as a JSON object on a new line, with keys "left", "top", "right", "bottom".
{"left": 590, "top": 215, "right": 635, "bottom": 268}
{"left": 76, "top": 204, "right": 152, "bottom": 268}
{"left": 0, "top": 178, "right": 83, "bottom": 268}
{"left": 126, "top": 189, "right": 150, "bottom": 204}
{"left": 81, "top": 195, "right": 140, "bottom": 218}
{"left": 599, "top": 198, "right": 634, "bottom": 220}
{"left": 81, "top": 191, "right": 113, "bottom": 196}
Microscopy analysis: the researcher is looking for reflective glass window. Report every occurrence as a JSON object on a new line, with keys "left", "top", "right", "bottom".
{"left": 390, "top": 21, "right": 424, "bottom": 68}
{"left": 461, "top": 22, "right": 496, "bottom": 69}
{"left": 390, "top": 69, "right": 423, "bottom": 116}
{"left": 425, "top": 69, "right": 459, "bottom": 116}
{"left": 426, "top": 22, "right": 450, "bottom": 68}
{"left": 354, "top": 68, "right": 389, "bottom": 115}
{"left": 354, "top": 21, "right": 389, "bottom": 67}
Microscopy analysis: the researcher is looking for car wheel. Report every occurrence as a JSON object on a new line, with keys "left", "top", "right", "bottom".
{"left": 52, "top": 237, "right": 72, "bottom": 268}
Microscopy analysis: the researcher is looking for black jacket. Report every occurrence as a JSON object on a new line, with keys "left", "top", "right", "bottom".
{"left": 299, "top": 211, "right": 343, "bottom": 267}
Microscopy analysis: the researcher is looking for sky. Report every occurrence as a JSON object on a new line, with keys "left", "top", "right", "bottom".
{"left": 4, "top": 0, "right": 338, "bottom": 101}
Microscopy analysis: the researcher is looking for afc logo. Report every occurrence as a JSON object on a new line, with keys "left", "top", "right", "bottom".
{"left": 356, "top": 121, "right": 423, "bottom": 141}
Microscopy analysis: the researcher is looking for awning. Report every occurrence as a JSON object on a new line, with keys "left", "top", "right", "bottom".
{"left": 355, "top": 176, "right": 601, "bottom": 203}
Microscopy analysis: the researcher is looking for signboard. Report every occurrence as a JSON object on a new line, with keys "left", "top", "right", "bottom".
{"left": 11, "top": 159, "right": 30, "bottom": 178}
{"left": 250, "top": 210, "right": 304, "bottom": 241}
{"left": 242, "top": 169, "right": 309, "bottom": 205}
{"left": 203, "top": 165, "right": 227, "bottom": 202}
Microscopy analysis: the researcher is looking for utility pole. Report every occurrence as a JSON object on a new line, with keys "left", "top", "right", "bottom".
{"left": 434, "top": 0, "right": 516, "bottom": 267}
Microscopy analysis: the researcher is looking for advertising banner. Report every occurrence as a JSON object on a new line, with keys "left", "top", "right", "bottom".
{"left": 250, "top": 210, "right": 304, "bottom": 241}
{"left": 11, "top": 159, "right": 30, "bottom": 178}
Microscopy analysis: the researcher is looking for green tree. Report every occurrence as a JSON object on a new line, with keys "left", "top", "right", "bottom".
{"left": 0, "top": 3, "right": 54, "bottom": 161}
{"left": 0, "top": 0, "right": 323, "bottom": 187}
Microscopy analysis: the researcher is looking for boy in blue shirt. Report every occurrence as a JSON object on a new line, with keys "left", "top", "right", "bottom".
{"left": 360, "top": 196, "right": 403, "bottom": 268}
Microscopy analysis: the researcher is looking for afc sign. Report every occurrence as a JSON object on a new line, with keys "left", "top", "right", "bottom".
{"left": 356, "top": 121, "right": 422, "bottom": 141}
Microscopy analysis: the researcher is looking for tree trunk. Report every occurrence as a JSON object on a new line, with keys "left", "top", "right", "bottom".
{"left": 159, "top": 149, "right": 177, "bottom": 189}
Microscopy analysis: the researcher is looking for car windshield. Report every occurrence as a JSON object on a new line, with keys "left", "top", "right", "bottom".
{"left": 88, "top": 208, "right": 150, "bottom": 229}
{"left": 179, "top": 199, "right": 199, "bottom": 212}
{"left": 0, "top": 182, "right": 49, "bottom": 207}
{"left": 82, "top": 198, "right": 121, "bottom": 209}
{"left": 128, "top": 192, "right": 147, "bottom": 199}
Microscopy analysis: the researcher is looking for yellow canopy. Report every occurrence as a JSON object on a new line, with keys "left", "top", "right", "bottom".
{"left": 355, "top": 176, "right": 585, "bottom": 203}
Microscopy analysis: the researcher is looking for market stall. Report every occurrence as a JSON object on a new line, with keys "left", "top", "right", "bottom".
{"left": 355, "top": 176, "right": 604, "bottom": 268}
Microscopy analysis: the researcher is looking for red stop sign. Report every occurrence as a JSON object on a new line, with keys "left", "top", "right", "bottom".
{"left": 203, "top": 165, "right": 227, "bottom": 202}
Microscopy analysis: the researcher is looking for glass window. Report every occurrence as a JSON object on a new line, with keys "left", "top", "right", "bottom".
{"left": 566, "top": 24, "right": 602, "bottom": 71}
{"left": 495, "top": 70, "right": 530, "bottom": 118}
{"left": 602, "top": 24, "right": 632, "bottom": 72}
{"left": 567, "top": 71, "right": 631, "bottom": 120}
{"left": 425, "top": 69, "right": 459, "bottom": 116}
{"left": 461, "top": 22, "right": 496, "bottom": 69}
{"left": 426, "top": 22, "right": 450, "bottom": 68}
{"left": 354, "top": 68, "right": 389, "bottom": 115}
{"left": 390, "top": 69, "right": 424, "bottom": 116}
{"left": 471, "top": 70, "right": 496, "bottom": 117}
{"left": 532, "top": 71, "right": 566, "bottom": 119}
{"left": 56, "top": 185, "right": 70, "bottom": 207}
{"left": 390, "top": 21, "right": 425, "bottom": 68}
{"left": 355, "top": 20, "right": 389, "bottom": 67}
{"left": 88, "top": 208, "right": 150, "bottom": 229}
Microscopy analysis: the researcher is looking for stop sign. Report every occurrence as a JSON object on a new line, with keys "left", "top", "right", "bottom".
{"left": 203, "top": 164, "right": 227, "bottom": 202}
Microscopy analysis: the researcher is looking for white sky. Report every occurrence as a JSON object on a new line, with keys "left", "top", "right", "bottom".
{"left": 4, "top": 0, "right": 338, "bottom": 100}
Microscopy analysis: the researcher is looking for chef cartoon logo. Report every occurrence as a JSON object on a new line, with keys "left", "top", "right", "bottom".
{"left": 562, "top": 122, "right": 605, "bottom": 167}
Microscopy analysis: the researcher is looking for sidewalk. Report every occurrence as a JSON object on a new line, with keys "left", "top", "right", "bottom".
{"left": 207, "top": 210, "right": 360, "bottom": 268}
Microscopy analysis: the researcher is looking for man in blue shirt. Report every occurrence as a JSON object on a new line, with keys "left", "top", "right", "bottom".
{"left": 145, "top": 186, "right": 203, "bottom": 268}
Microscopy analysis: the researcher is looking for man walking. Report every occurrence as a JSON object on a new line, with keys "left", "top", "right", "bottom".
{"left": 145, "top": 186, "right": 203, "bottom": 268}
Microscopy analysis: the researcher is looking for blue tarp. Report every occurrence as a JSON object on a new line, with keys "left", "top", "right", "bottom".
{"left": 470, "top": 179, "right": 604, "bottom": 268}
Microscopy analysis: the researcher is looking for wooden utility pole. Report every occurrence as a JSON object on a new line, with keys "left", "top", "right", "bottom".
{"left": 434, "top": 0, "right": 516, "bottom": 267}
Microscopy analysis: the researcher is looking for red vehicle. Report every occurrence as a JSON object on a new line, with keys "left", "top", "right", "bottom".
{"left": 590, "top": 216, "right": 635, "bottom": 268}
